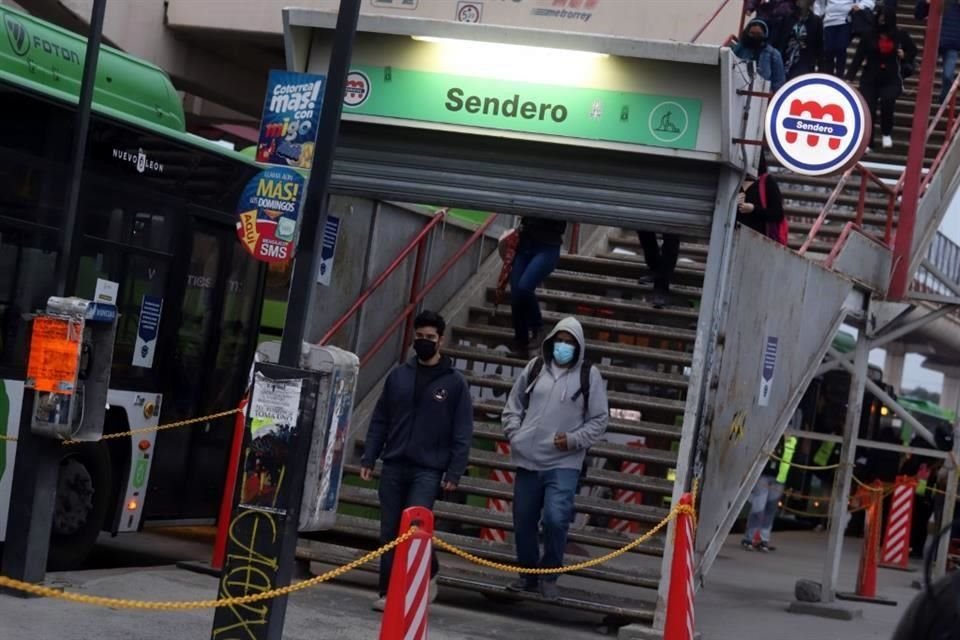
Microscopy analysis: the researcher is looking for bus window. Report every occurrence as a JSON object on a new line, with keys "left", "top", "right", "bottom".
{"left": 0, "top": 227, "right": 58, "bottom": 373}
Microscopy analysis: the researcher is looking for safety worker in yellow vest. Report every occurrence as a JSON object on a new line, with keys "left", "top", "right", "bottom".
{"left": 742, "top": 435, "right": 798, "bottom": 552}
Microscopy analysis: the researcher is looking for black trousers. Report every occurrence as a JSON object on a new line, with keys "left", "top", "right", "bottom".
{"left": 862, "top": 84, "right": 897, "bottom": 147}
{"left": 637, "top": 232, "right": 680, "bottom": 293}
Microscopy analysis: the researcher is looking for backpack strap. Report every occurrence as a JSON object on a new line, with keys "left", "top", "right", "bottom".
{"left": 570, "top": 361, "right": 594, "bottom": 420}
{"left": 520, "top": 357, "right": 544, "bottom": 412}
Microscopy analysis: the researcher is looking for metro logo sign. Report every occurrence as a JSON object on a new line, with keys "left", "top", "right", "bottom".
{"left": 765, "top": 74, "right": 870, "bottom": 177}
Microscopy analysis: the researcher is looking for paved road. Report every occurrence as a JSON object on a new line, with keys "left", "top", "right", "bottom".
{"left": 0, "top": 529, "right": 924, "bottom": 639}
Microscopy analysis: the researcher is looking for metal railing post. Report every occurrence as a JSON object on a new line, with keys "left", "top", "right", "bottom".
{"left": 400, "top": 230, "right": 429, "bottom": 362}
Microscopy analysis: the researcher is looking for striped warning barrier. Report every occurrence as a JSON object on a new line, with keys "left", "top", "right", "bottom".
{"left": 609, "top": 440, "right": 647, "bottom": 535}
{"left": 880, "top": 475, "right": 916, "bottom": 570}
{"left": 379, "top": 507, "right": 435, "bottom": 640}
{"left": 481, "top": 441, "right": 514, "bottom": 543}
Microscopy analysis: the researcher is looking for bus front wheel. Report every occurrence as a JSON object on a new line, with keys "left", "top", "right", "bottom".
{"left": 48, "top": 442, "right": 112, "bottom": 571}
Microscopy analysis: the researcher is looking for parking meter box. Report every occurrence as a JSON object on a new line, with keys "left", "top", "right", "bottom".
{"left": 257, "top": 341, "right": 360, "bottom": 531}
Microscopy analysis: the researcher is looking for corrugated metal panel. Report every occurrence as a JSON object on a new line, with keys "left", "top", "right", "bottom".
{"left": 330, "top": 123, "right": 719, "bottom": 236}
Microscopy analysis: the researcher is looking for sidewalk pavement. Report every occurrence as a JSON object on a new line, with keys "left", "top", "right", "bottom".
{"left": 0, "top": 528, "right": 924, "bottom": 639}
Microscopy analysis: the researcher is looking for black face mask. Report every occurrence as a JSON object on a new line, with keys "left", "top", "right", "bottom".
{"left": 743, "top": 34, "right": 764, "bottom": 49}
{"left": 414, "top": 338, "right": 439, "bottom": 361}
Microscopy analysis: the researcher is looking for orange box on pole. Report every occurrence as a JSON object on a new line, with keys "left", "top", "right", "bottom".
{"left": 379, "top": 506, "right": 435, "bottom": 640}
{"left": 664, "top": 493, "right": 695, "bottom": 640}
{"left": 880, "top": 475, "right": 916, "bottom": 570}
{"left": 856, "top": 482, "right": 884, "bottom": 598}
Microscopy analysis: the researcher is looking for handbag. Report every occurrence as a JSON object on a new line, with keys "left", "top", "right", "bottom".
{"left": 848, "top": 1, "right": 875, "bottom": 35}
{"left": 760, "top": 174, "right": 789, "bottom": 246}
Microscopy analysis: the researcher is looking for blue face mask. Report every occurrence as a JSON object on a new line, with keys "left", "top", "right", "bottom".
{"left": 553, "top": 342, "right": 576, "bottom": 365}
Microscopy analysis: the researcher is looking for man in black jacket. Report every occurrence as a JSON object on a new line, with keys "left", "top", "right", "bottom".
{"left": 360, "top": 310, "right": 474, "bottom": 611}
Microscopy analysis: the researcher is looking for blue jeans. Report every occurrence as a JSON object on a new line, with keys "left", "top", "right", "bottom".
{"left": 512, "top": 468, "right": 580, "bottom": 584}
{"left": 823, "top": 24, "right": 852, "bottom": 78}
{"left": 743, "top": 475, "right": 784, "bottom": 545}
{"left": 510, "top": 239, "right": 561, "bottom": 347}
{"left": 377, "top": 463, "right": 442, "bottom": 595}
{"left": 942, "top": 49, "right": 959, "bottom": 105}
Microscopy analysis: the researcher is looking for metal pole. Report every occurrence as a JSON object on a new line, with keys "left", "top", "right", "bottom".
{"left": 821, "top": 327, "right": 869, "bottom": 602}
{"left": 890, "top": 0, "right": 943, "bottom": 299}
{"left": 1, "top": 0, "right": 106, "bottom": 589}
{"left": 54, "top": 0, "right": 107, "bottom": 296}
{"left": 278, "top": 0, "right": 362, "bottom": 367}
{"left": 935, "top": 435, "right": 959, "bottom": 578}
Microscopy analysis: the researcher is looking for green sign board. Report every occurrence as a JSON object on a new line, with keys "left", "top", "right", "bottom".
{"left": 343, "top": 65, "right": 702, "bottom": 151}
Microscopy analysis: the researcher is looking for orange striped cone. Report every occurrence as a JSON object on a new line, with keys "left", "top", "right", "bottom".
{"left": 481, "top": 441, "right": 514, "bottom": 543}
{"left": 880, "top": 475, "right": 916, "bottom": 570}
{"left": 379, "top": 507, "right": 435, "bottom": 640}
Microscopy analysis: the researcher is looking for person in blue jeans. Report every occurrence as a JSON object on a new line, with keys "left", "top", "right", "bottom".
{"left": 502, "top": 317, "right": 609, "bottom": 599}
{"left": 510, "top": 216, "right": 566, "bottom": 359}
{"left": 916, "top": 0, "right": 960, "bottom": 104}
{"left": 360, "top": 310, "right": 474, "bottom": 611}
{"left": 741, "top": 437, "right": 795, "bottom": 552}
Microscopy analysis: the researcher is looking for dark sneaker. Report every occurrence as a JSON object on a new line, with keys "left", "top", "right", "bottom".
{"left": 539, "top": 580, "right": 560, "bottom": 600}
{"left": 741, "top": 539, "right": 754, "bottom": 551}
{"left": 651, "top": 291, "right": 669, "bottom": 309}
{"left": 637, "top": 274, "right": 657, "bottom": 286}
{"left": 506, "top": 578, "right": 539, "bottom": 593}
{"left": 754, "top": 542, "right": 774, "bottom": 553}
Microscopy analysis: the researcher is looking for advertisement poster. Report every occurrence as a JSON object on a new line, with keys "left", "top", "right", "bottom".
{"left": 26, "top": 317, "right": 82, "bottom": 394}
{"left": 236, "top": 166, "right": 306, "bottom": 263}
{"left": 255, "top": 70, "right": 326, "bottom": 169}
{"left": 240, "top": 373, "right": 304, "bottom": 514}
{"left": 318, "top": 371, "right": 351, "bottom": 512}
{"left": 133, "top": 296, "right": 164, "bottom": 369}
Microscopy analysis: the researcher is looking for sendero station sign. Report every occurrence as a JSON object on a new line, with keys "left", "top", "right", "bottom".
{"left": 342, "top": 65, "right": 702, "bottom": 150}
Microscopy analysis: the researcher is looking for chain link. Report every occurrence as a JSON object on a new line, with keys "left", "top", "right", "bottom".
{"left": 0, "top": 408, "right": 239, "bottom": 446}
{"left": 0, "top": 528, "right": 416, "bottom": 610}
{"left": 431, "top": 504, "right": 695, "bottom": 575}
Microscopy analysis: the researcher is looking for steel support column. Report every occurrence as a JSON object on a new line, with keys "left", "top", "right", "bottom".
{"left": 821, "top": 329, "right": 868, "bottom": 601}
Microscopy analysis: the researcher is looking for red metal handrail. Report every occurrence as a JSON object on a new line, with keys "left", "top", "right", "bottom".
{"left": 691, "top": 0, "right": 734, "bottom": 43}
{"left": 920, "top": 75, "right": 960, "bottom": 194}
{"left": 318, "top": 207, "right": 448, "bottom": 346}
{"left": 360, "top": 214, "right": 499, "bottom": 367}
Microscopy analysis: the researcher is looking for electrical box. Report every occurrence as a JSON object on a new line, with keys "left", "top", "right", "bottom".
{"left": 257, "top": 341, "right": 360, "bottom": 531}
{"left": 26, "top": 296, "right": 118, "bottom": 441}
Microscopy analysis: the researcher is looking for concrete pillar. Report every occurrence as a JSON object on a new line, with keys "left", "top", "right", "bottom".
{"left": 943, "top": 375, "right": 960, "bottom": 417}
{"left": 884, "top": 342, "right": 907, "bottom": 395}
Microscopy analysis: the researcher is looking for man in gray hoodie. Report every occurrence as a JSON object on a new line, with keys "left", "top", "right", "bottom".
{"left": 501, "top": 316, "right": 609, "bottom": 599}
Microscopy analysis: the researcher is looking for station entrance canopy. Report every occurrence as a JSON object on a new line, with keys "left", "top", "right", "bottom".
{"left": 282, "top": 10, "right": 764, "bottom": 235}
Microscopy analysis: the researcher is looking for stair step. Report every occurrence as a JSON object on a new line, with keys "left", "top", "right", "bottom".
{"left": 448, "top": 344, "right": 689, "bottom": 389}
{"left": 297, "top": 534, "right": 662, "bottom": 590}
{"left": 451, "top": 325, "right": 693, "bottom": 367}
{"left": 439, "top": 570, "right": 656, "bottom": 623}
{"left": 337, "top": 485, "right": 667, "bottom": 556}
{"left": 464, "top": 372, "right": 687, "bottom": 415}
{"left": 558, "top": 254, "right": 705, "bottom": 283}
{"left": 470, "top": 307, "right": 699, "bottom": 346}
{"left": 472, "top": 400, "right": 684, "bottom": 441}
{"left": 545, "top": 269, "right": 703, "bottom": 298}
{"left": 487, "top": 287, "right": 700, "bottom": 323}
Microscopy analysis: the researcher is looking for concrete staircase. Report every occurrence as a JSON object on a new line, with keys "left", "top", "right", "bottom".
{"left": 297, "top": 237, "right": 704, "bottom": 629}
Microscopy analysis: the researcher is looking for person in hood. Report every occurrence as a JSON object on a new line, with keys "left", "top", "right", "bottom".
{"left": 916, "top": 0, "right": 960, "bottom": 104}
{"left": 501, "top": 317, "right": 609, "bottom": 600}
{"left": 781, "top": 0, "right": 824, "bottom": 79}
{"left": 734, "top": 19, "right": 787, "bottom": 91}
{"left": 737, "top": 155, "right": 786, "bottom": 241}
{"left": 361, "top": 310, "right": 473, "bottom": 611}
{"left": 510, "top": 216, "right": 567, "bottom": 359}
{"left": 814, "top": 0, "right": 876, "bottom": 77}
{"left": 847, "top": 5, "right": 918, "bottom": 150}
{"left": 746, "top": 0, "right": 797, "bottom": 46}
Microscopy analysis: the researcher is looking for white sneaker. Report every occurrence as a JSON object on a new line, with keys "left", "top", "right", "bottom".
{"left": 429, "top": 576, "right": 438, "bottom": 604}
{"left": 372, "top": 595, "right": 386, "bottom": 612}
{"left": 882, "top": 135, "right": 893, "bottom": 149}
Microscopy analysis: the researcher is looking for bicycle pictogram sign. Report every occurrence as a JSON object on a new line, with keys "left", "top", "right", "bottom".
{"left": 765, "top": 73, "right": 870, "bottom": 177}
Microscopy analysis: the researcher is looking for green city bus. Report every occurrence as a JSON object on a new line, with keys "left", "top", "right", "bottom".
{"left": 0, "top": 6, "right": 265, "bottom": 568}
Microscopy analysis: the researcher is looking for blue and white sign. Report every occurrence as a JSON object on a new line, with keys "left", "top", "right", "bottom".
{"left": 316, "top": 215, "right": 341, "bottom": 286}
{"left": 255, "top": 70, "right": 326, "bottom": 169}
{"left": 764, "top": 73, "right": 870, "bottom": 177}
{"left": 133, "top": 296, "right": 163, "bottom": 369}
{"left": 758, "top": 336, "right": 779, "bottom": 407}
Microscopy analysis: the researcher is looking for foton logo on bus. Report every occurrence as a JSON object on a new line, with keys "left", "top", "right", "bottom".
{"left": 764, "top": 73, "right": 869, "bottom": 177}
{"left": 3, "top": 13, "right": 80, "bottom": 64}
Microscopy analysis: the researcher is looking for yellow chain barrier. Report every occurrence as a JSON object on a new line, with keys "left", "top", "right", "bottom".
{"left": 0, "top": 528, "right": 416, "bottom": 610}
{"left": 766, "top": 451, "right": 844, "bottom": 472}
{"left": 432, "top": 503, "right": 696, "bottom": 576}
{"left": 0, "top": 408, "right": 240, "bottom": 445}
